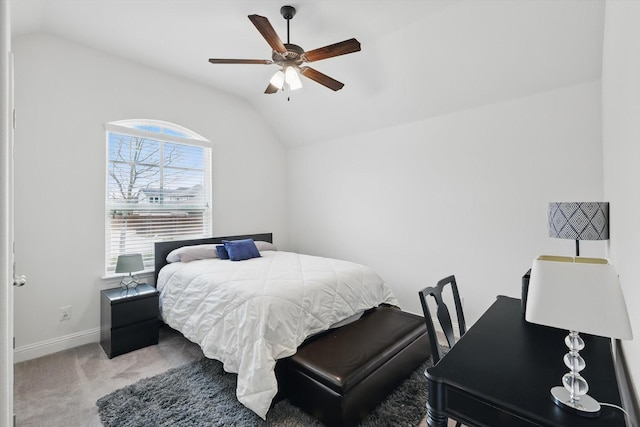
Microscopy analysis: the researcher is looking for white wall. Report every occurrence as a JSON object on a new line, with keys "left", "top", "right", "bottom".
{"left": 288, "top": 81, "right": 603, "bottom": 324}
{"left": 12, "top": 33, "right": 288, "bottom": 360}
{"left": 602, "top": 0, "right": 640, "bottom": 415}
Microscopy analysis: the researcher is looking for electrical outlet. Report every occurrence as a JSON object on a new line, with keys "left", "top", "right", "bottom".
{"left": 60, "top": 306, "right": 71, "bottom": 321}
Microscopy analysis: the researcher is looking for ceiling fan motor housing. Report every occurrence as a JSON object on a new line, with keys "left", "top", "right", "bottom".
{"left": 273, "top": 43, "right": 304, "bottom": 65}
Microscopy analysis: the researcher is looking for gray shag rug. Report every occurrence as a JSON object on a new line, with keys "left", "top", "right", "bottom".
{"left": 97, "top": 355, "right": 437, "bottom": 427}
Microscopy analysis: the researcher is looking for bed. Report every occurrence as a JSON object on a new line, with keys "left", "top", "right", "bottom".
{"left": 153, "top": 233, "right": 398, "bottom": 419}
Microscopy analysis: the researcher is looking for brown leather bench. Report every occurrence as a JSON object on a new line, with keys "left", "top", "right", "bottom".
{"left": 275, "top": 306, "right": 430, "bottom": 426}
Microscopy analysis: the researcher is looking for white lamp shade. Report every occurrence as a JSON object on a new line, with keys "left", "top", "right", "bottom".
{"left": 115, "top": 253, "right": 144, "bottom": 274}
{"left": 269, "top": 70, "right": 285, "bottom": 90}
{"left": 525, "top": 255, "right": 633, "bottom": 340}
{"left": 285, "top": 66, "right": 303, "bottom": 90}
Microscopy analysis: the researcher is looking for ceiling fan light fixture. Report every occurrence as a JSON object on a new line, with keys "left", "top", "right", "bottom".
{"left": 269, "top": 70, "right": 285, "bottom": 90}
{"left": 208, "top": 6, "right": 360, "bottom": 94}
{"left": 285, "top": 66, "right": 303, "bottom": 90}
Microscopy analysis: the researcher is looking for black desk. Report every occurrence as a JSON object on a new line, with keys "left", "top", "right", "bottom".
{"left": 425, "top": 296, "right": 626, "bottom": 427}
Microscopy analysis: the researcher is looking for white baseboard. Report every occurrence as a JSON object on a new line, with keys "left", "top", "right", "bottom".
{"left": 13, "top": 328, "right": 100, "bottom": 363}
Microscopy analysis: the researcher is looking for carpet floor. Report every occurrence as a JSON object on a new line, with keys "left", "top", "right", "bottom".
{"left": 97, "top": 356, "right": 435, "bottom": 427}
{"left": 14, "top": 326, "right": 205, "bottom": 426}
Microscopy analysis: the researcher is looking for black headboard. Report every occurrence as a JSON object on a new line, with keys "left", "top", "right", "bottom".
{"left": 153, "top": 233, "right": 273, "bottom": 286}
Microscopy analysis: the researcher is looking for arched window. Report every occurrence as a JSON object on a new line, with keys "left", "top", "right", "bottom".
{"left": 105, "top": 119, "right": 212, "bottom": 274}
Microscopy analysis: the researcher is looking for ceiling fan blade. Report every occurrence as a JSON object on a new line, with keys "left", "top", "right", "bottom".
{"left": 248, "top": 14, "right": 287, "bottom": 54}
{"left": 299, "top": 67, "right": 345, "bottom": 91}
{"left": 303, "top": 38, "right": 361, "bottom": 62}
{"left": 208, "top": 58, "right": 273, "bottom": 65}
{"left": 264, "top": 83, "right": 280, "bottom": 94}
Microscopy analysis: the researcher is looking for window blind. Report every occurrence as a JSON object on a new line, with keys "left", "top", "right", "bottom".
{"left": 105, "top": 121, "right": 212, "bottom": 275}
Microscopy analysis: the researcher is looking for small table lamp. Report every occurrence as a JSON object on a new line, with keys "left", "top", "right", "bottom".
{"left": 548, "top": 202, "right": 609, "bottom": 256}
{"left": 525, "top": 255, "right": 633, "bottom": 416}
{"left": 115, "top": 253, "right": 144, "bottom": 289}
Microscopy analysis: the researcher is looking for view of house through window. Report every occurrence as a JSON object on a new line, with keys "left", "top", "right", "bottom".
{"left": 105, "top": 120, "right": 212, "bottom": 274}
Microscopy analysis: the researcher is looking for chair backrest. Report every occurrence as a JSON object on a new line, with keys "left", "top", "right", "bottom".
{"left": 418, "top": 275, "right": 466, "bottom": 364}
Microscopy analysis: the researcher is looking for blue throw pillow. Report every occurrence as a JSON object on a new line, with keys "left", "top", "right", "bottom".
{"left": 216, "top": 245, "right": 229, "bottom": 260}
{"left": 223, "top": 239, "right": 261, "bottom": 261}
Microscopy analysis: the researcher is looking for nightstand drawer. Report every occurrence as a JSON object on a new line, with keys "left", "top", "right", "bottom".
{"left": 108, "top": 319, "right": 159, "bottom": 358}
{"left": 111, "top": 294, "right": 159, "bottom": 328}
{"left": 100, "top": 284, "right": 160, "bottom": 358}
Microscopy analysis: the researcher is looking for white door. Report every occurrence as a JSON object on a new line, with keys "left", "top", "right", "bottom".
{"left": 1, "top": 1, "right": 15, "bottom": 424}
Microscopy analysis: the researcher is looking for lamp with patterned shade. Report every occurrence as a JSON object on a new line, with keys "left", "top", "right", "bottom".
{"left": 548, "top": 202, "right": 609, "bottom": 257}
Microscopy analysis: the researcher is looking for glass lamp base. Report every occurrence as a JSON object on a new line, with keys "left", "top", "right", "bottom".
{"left": 550, "top": 386, "right": 600, "bottom": 417}
{"left": 119, "top": 275, "right": 140, "bottom": 290}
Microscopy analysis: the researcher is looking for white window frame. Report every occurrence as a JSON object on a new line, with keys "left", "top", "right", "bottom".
{"left": 104, "top": 119, "right": 212, "bottom": 277}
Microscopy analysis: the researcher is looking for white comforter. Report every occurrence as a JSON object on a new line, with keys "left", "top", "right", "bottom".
{"left": 157, "top": 250, "right": 397, "bottom": 419}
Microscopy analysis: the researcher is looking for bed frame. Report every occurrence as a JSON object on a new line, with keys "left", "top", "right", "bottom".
{"left": 152, "top": 231, "right": 427, "bottom": 424}
{"left": 153, "top": 232, "right": 273, "bottom": 286}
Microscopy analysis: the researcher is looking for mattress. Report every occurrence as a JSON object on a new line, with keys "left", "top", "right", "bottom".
{"left": 157, "top": 250, "right": 398, "bottom": 419}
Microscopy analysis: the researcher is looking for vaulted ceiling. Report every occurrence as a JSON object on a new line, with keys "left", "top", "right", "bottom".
{"left": 10, "top": 0, "right": 604, "bottom": 147}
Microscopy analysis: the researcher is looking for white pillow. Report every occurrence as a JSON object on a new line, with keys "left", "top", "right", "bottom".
{"left": 255, "top": 241, "right": 277, "bottom": 252}
{"left": 166, "top": 244, "right": 219, "bottom": 263}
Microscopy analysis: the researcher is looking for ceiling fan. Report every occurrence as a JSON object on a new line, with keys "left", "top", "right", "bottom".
{"left": 208, "top": 5, "right": 361, "bottom": 94}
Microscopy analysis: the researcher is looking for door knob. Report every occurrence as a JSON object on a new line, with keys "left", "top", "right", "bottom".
{"left": 13, "top": 274, "right": 26, "bottom": 287}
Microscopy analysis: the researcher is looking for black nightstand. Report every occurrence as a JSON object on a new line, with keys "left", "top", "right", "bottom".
{"left": 100, "top": 283, "right": 159, "bottom": 358}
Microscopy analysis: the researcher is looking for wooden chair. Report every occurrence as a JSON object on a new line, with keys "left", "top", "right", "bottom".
{"left": 419, "top": 275, "right": 467, "bottom": 427}
{"left": 418, "top": 275, "right": 467, "bottom": 365}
